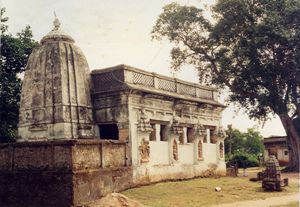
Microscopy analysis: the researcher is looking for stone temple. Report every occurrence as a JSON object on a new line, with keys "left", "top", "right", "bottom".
{"left": 0, "top": 18, "right": 226, "bottom": 207}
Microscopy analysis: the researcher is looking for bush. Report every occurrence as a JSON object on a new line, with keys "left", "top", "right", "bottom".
{"left": 228, "top": 152, "right": 259, "bottom": 168}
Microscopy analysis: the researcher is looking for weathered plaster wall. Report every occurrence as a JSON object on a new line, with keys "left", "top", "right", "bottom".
{"left": 128, "top": 94, "right": 226, "bottom": 184}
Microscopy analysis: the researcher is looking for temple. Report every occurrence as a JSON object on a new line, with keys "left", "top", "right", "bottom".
{"left": 91, "top": 65, "right": 226, "bottom": 183}
{"left": 0, "top": 18, "right": 226, "bottom": 207}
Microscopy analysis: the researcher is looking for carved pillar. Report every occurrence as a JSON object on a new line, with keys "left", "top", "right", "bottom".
{"left": 169, "top": 117, "right": 182, "bottom": 164}
{"left": 137, "top": 110, "right": 152, "bottom": 164}
{"left": 194, "top": 124, "right": 206, "bottom": 164}
{"left": 216, "top": 126, "right": 226, "bottom": 160}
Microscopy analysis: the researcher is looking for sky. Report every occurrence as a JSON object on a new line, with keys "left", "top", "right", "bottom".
{"left": 2, "top": 0, "right": 286, "bottom": 137}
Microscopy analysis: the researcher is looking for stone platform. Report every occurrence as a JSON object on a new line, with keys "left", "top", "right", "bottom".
{"left": 0, "top": 139, "right": 132, "bottom": 207}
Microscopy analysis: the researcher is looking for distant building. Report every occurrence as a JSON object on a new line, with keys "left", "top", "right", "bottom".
{"left": 263, "top": 136, "right": 289, "bottom": 166}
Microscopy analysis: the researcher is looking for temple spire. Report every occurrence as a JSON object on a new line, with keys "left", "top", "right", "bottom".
{"left": 40, "top": 13, "right": 74, "bottom": 44}
{"left": 53, "top": 12, "right": 61, "bottom": 30}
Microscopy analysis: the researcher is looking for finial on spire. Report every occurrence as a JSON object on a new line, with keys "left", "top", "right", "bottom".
{"left": 53, "top": 12, "right": 61, "bottom": 30}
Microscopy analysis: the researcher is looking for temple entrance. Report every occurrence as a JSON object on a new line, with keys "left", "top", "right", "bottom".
{"left": 99, "top": 124, "right": 119, "bottom": 140}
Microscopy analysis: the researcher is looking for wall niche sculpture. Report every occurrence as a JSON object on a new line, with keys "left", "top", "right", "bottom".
{"left": 219, "top": 142, "right": 224, "bottom": 158}
{"left": 198, "top": 140, "right": 203, "bottom": 160}
{"left": 139, "top": 138, "right": 150, "bottom": 163}
{"left": 173, "top": 139, "right": 178, "bottom": 161}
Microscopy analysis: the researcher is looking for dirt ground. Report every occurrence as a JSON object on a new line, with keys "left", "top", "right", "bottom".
{"left": 210, "top": 194, "right": 299, "bottom": 207}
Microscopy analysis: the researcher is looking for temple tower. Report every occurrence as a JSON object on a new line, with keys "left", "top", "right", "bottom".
{"left": 18, "top": 17, "right": 95, "bottom": 140}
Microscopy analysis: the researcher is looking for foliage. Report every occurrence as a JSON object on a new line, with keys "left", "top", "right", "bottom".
{"left": 229, "top": 152, "right": 259, "bottom": 168}
{"left": 152, "top": 1, "right": 300, "bottom": 120}
{"left": 152, "top": 0, "right": 300, "bottom": 170}
{"left": 225, "top": 128, "right": 263, "bottom": 167}
{"left": 0, "top": 8, "right": 38, "bottom": 142}
{"left": 225, "top": 128, "right": 264, "bottom": 156}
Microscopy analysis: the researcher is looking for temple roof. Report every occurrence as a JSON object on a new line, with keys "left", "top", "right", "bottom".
{"left": 41, "top": 17, "right": 75, "bottom": 44}
{"left": 91, "top": 64, "right": 225, "bottom": 107}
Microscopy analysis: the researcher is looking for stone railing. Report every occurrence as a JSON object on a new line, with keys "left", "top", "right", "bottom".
{"left": 92, "top": 65, "right": 217, "bottom": 101}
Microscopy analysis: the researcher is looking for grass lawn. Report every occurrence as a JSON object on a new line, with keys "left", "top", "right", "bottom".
{"left": 122, "top": 176, "right": 299, "bottom": 207}
{"left": 271, "top": 201, "right": 299, "bottom": 207}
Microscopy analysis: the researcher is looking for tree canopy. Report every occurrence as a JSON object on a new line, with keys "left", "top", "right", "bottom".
{"left": 0, "top": 8, "right": 38, "bottom": 142}
{"left": 225, "top": 128, "right": 264, "bottom": 156}
{"left": 152, "top": 0, "right": 300, "bottom": 170}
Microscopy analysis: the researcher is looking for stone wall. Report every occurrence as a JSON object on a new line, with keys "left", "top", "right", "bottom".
{"left": 0, "top": 140, "right": 132, "bottom": 207}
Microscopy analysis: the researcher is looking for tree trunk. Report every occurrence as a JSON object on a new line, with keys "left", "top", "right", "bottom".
{"left": 279, "top": 113, "right": 300, "bottom": 172}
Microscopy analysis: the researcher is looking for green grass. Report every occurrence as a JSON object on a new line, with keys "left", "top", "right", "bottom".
{"left": 122, "top": 177, "right": 299, "bottom": 207}
{"left": 271, "top": 201, "right": 299, "bottom": 207}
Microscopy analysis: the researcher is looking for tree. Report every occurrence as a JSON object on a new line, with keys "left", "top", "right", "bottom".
{"left": 152, "top": 0, "right": 300, "bottom": 171}
{"left": 225, "top": 128, "right": 263, "bottom": 168}
{"left": 0, "top": 8, "right": 38, "bottom": 142}
{"left": 225, "top": 128, "right": 264, "bottom": 156}
{"left": 225, "top": 128, "right": 244, "bottom": 155}
{"left": 244, "top": 128, "right": 264, "bottom": 155}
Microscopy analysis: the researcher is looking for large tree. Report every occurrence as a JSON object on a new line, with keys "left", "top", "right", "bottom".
{"left": 152, "top": 0, "right": 300, "bottom": 171}
{"left": 0, "top": 8, "right": 38, "bottom": 142}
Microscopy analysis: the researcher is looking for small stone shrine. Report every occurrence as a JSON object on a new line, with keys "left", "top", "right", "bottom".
{"left": 0, "top": 18, "right": 227, "bottom": 207}
{"left": 262, "top": 155, "right": 288, "bottom": 191}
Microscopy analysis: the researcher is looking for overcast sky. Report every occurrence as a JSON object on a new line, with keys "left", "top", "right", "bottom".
{"left": 2, "top": 0, "right": 286, "bottom": 137}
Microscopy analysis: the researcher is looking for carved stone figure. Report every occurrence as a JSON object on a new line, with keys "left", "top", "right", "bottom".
{"left": 217, "top": 126, "right": 226, "bottom": 138}
{"left": 139, "top": 139, "right": 150, "bottom": 163}
{"left": 198, "top": 140, "right": 203, "bottom": 160}
{"left": 173, "top": 139, "right": 178, "bottom": 161}
{"left": 219, "top": 142, "right": 224, "bottom": 158}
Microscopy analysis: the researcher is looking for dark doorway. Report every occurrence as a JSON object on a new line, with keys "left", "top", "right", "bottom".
{"left": 99, "top": 124, "right": 119, "bottom": 140}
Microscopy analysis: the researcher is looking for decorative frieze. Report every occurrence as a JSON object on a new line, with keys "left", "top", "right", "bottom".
{"left": 137, "top": 110, "right": 152, "bottom": 132}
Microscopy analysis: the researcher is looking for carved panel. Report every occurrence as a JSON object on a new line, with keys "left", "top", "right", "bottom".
{"left": 219, "top": 142, "right": 224, "bottom": 158}
{"left": 196, "top": 87, "right": 213, "bottom": 99}
{"left": 32, "top": 109, "right": 45, "bottom": 122}
{"left": 173, "top": 139, "right": 178, "bottom": 161}
{"left": 132, "top": 72, "right": 154, "bottom": 87}
{"left": 137, "top": 111, "right": 152, "bottom": 132}
{"left": 157, "top": 78, "right": 176, "bottom": 92}
{"left": 92, "top": 70, "right": 125, "bottom": 92}
{"left": 171, "top": 118, "right": 183, "bottom": 135}
{"left": 139, "top": 139, "right": 150, "bottom": 163}
{"left": 178, "top": 83, "right": 196, "bottom": 96}
{"left": 198, "top": 140, "right": 203, "bottom": 160}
